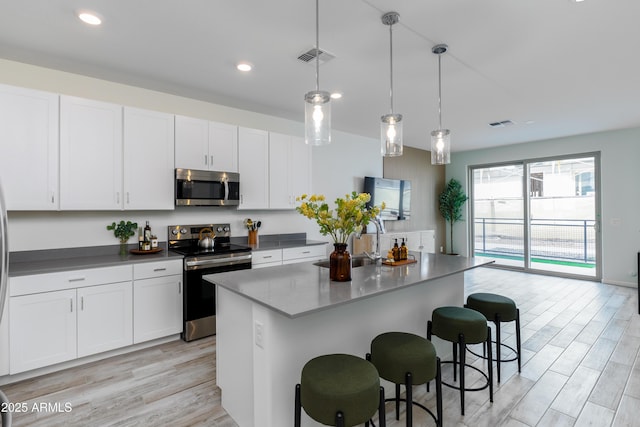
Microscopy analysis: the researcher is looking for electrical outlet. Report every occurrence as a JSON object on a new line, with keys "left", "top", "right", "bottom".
{"left": 255, "top": 321, "right": 264, "bottom": 348}
{"left": 440, "top": 246, "right": 444, "bottom": 253}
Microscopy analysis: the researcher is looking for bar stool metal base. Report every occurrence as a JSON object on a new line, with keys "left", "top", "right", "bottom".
{"left": 465, "top": 302, "right": 522, "bottom": 383}
{"left": 428, "top": 322, "right": 494, "bottom": 416}
{"left": 379, "top": 366, "right": 443, "bottom": 427}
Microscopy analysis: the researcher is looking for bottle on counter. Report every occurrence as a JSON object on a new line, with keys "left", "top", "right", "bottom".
{"left": 144, "top": 221, "right": 152, "bottom": 243}
{"left": 392, "top": 238, "right": 400, "bottom": 261}
{"left": 400, "top": 238, "right": 408, "bottom": 260}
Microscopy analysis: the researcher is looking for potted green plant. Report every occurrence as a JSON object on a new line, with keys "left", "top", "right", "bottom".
{"left": 439, "top": 178, "right": 468, "bottom": 255}
{"left": 107, "top": 220, "right": 138, "bottom": 255}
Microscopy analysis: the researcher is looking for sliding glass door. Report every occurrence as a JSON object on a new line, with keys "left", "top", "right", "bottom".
{"left": 472, "top": 164, "right": 525, "bottom": 268}
{"left": 471, "top": 153, "right": 601, "bottom": 280}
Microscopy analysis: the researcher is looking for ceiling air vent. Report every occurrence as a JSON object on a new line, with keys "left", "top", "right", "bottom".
{"left": 297, "top": 48, "right": 335, "bottom": 65}
{"left": 489, "top": 120, "right": 516, "bottom": 128}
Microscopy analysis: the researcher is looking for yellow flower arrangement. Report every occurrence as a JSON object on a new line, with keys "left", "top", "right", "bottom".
{"left": 296, "top": 192, "right": 385, "bottom": 244}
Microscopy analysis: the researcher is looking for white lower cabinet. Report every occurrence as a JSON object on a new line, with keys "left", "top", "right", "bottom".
{"left": 252, "top": 245, "right": 327, "bottom": 269}
{"left": 6, "top": 261, "right": 184, "bottom": 376}
{"left": 77, "top": 281, "right": 133, "bottom": 358}
{"left": 282, "top": 245, "right": 327, "bottom": 265}
{"left": 9, "top": 265, "right": 134, "bottom": 374}
{"left": 133, "top": 260, "right": 183, "bottom": 343}
{"left": 252, "top": 249, "right": 283, "bottom": 269}
{"left": 10, "top": 289, "right": 78, "bottom": 374}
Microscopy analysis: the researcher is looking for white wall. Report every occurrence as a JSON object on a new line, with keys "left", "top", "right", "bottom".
{"left": 0, "top": 59, "right": 382, "bottom": 252}
{"left": 448, "top": 128, "right": 640, "bottom": 287}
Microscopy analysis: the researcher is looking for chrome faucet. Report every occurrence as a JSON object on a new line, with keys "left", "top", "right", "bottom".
{"left": 364, "top": 216, "right": 384, "bottom": 264}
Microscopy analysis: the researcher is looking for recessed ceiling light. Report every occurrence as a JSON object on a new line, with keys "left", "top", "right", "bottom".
{"left": 77, "top": 10, "right": 102, "bottom": 26}
{"left": 236, "top": 62, "right": 252, "bottom": 72}
{"left": 330, "top": 92, "right": 342, "bottom": 99}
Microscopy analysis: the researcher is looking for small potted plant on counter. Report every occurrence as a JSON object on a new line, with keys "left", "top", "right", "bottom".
{"left": 107, "top": 220, "right": 138, "bottom": 256}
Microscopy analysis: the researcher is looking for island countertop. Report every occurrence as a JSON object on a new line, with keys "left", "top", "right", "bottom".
{"left": 205, "top": 252, "right": 492, "bottom": 319}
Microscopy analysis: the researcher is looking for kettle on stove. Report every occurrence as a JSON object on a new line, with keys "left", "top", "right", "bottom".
{"left": 198, "top": 228, "right": 215, "bottom": 249}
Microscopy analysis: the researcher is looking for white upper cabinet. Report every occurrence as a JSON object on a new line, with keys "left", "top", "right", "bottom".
{"left": 60, "top": 96, "right": 123, "bottom": 210}
{"left": 123, "top": 107, "right": 175, "bottom": 210}
{"left": 175, "top": 115, "right": 208, "bottom": 170}
{"left": 238, "top": 127, "right": 269, "bottom": 209}
{"left": 175, "top": 115, "right": 238, "bottom": 172}
{"left": 268, "top": 132, "right": 312, "bottom": 210}
{"left": 0, "top": 84, "right": 59, "bottom": 210}
{"left": 268, "top": 132, "right": 291, "bottom": 209}
{"left": 210, "top": 121, "right": 238, "bottom": 172}
{"left": 239, "top": 130, "right": 312, "bottom": 210}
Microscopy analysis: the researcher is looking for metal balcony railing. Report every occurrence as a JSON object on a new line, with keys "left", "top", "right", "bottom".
{"left": 474, "top": 217, "right": 596, "bottom": 265}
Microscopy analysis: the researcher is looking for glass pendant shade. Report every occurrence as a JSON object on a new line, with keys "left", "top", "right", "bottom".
{"left": 430, "top": 129, "right": 451, "bottom": 165}
{"left": 380, "top": 11, "right": 403, "bottom": 157}
{"left": 431, "top": 43, "right": 451, "bottom": 165}
{"left": 381, "top": 113, "right": 403, "bottom": 156}
{"left": 304, "top": 90, "right": 331, "bottom": 146}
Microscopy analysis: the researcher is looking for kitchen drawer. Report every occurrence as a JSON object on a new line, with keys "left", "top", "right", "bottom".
{"left": 252, "top": 249, "right": 283, "bottom": 266}
{"left": 10, "top": 265, "right": 132, "bottom": 297}
{"left": 282, "top": 245, "right": 326, "bottom": 261}
{"left": 133, "top": 259, "right": 183, "bottom": 280}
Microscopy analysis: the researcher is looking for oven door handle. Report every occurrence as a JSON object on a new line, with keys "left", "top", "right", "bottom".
{"left": 185, "top": 253, "right": 252, "bottom": 270}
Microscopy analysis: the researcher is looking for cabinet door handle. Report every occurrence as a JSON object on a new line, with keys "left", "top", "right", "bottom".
{"left": 81, "top": 296, "right": 84, "bottom": 311}
{"left": 126, "top": 192, "right": 130, "bottom": 204}
{"left": 210, "top": 155, "right": 214, "bottom": 166}
{"left": 116, "top": 192, "right": 120, "bottom": 204}
{"left": 263, "top": 255, "right": 272, "bottom": 259}
{"left": 178, "top": 281, "right": 182, "bottom": 294}
{"left": 302, "top": 251, "right": 311, "bottom": 254}
{"left": 68, "top": 277, "right": 86, "bottom": 282}
{"left": 204, "top": 154, "right": 208, "bottom": 166}
{"left": 153, "top": 268, "right": 167, "bottom": 272}
{"left": 51, "top": 191, "right": 55, "bottom": 204}
{"left": 70, "top": 298, "right": 73, "bottom": 313}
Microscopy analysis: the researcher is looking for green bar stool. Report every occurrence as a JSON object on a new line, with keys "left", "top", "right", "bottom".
{"left": 465, "top": 292, "right": 521, "bottom": 383}
{"left": 295, "top": 353, "right": 386, "bottom": 427}
{"left": 367, "top": 332, "right": 443, "bottom": 427}
{"left": 427, "top": 306, "right": 493, "bottom": 415}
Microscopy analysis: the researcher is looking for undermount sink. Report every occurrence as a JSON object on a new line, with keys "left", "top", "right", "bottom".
{"left": 314, "top": 256, "right": 376, "bottom": 269}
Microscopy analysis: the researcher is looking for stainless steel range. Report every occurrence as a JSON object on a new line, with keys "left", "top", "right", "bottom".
{"left": 168, "top": 223, "right": 251, "bottom": 341}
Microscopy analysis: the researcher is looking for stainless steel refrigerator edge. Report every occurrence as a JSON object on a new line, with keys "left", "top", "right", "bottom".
{"left": 0, "top": 181, "right": 12, "bottom": 426}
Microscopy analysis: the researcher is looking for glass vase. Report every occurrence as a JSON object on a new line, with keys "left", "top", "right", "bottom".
{"left": 119, "top": 239, "right": 128, "bottom": 256}
{"left": 330, "top": 243, "right": 352, "bottom": 282}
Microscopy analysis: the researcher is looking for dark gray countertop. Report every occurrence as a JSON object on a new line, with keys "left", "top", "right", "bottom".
{"left": 9, "top": 243, "right": 183, "bottom": 277}
{"left": 206, "top": 252, "right": 493, "bottom": 318}
{"left": 8, "top": 234, "right": 327, "bottom": 277}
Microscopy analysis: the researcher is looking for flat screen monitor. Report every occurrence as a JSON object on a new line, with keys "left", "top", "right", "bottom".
{"left": 364, "top": 176, "right": 411, "bottom": 221}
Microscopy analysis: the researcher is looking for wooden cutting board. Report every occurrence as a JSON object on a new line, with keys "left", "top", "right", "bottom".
{"left": 382, "top": 259, "right": 417, "bottom": 266}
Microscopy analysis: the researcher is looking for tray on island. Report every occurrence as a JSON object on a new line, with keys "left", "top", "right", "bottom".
{"left": 130, "top": 248, "right": 163, "bottom": 255}
{"left": 382, "top": 258, "right": 417, "bottom": 266}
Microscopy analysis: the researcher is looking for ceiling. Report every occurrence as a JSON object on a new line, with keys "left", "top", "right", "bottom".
{"left": 1, "top": 0, "right": 639, "bottom": 153}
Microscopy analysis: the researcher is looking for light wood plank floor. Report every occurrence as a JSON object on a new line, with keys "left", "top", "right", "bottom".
{"left": 2, "top": 267, "right": 639, "bottom": 426}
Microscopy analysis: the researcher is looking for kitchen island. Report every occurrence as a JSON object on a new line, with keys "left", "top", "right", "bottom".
{"left": 205, "top": 252, "right": 492, "bottom": 427}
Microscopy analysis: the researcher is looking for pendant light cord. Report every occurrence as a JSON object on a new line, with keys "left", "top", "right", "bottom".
{"left": 389, "top": 21, "right": 394, "bottom": 114}
{"left": 315, "top": 0, "right": 320, "bottom": 92}
{"left": 437, "top": 52, "right": 443, "bottom": 130}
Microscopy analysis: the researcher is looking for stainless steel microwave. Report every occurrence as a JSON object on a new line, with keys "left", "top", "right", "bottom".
{"left": 175, "top": 169, "right": 240, "bottom": 206}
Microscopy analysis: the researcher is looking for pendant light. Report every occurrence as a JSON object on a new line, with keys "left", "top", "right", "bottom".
{"left": 431, "top": 44, "right": 451, "bottom": 165}
{"left": 380, "top": 12, "right": 403, "bottom": 157}
{"left": 304, "top": 0, "right": 331, "bottom": 146}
